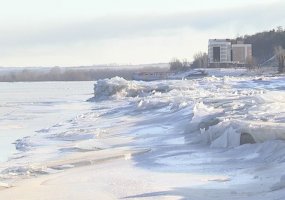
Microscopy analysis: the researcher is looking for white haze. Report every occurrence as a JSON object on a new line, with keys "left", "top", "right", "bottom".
{"left": 0, "top": 0, "right": 284, "bottom": 66}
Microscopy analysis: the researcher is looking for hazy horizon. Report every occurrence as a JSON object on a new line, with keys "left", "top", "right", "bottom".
{"left": 1, "top": 0, "right": 284, "bottom": 67}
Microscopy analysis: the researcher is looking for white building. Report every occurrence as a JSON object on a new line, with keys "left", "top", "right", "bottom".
{"left": 208, "top": 39, "right": 253, "bottom": 67}
{"left": 208, "top": 39, "right": 232, "bottom": 63}
{"left": 232, "top": 44, "right": 252, "bottom": 64}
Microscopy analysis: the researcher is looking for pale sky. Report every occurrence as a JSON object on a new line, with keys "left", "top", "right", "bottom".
{"left": 0, "top": 0, "right": 284, "bottom": 67}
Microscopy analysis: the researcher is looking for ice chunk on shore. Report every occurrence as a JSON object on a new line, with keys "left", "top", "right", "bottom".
{"left": 201, "top": 119, "right": 285, "bottom": 148}
{"left": 210, "top": 127, "right": 241, "bottom": 148}
{"left": 271, "top": 175, "right": 285, "bottom": 191}
{"left": 92, "top": 77, "right": 171, "bottom": 100}
{"left": 0, "top": 182, "right": 11, "bottom": 188}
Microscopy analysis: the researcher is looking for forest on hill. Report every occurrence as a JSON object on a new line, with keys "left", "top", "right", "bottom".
{"left": 241, "top": 27, "right": 285, "bottom": 65}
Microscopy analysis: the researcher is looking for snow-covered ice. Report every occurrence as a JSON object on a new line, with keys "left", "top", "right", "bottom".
{"left": 1, "top": 70, "right": 285, "bottom": 199}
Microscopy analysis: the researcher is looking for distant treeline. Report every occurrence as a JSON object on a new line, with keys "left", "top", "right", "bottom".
{"left": 238, "top": 27, "right": 285, "bottom": 64}
{"left": 0, "top": 66, "right": 168, "bottom": 82}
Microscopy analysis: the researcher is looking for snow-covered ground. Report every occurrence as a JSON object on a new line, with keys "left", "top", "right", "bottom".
{"left": 1, "top": 69, "right": 285, "bottom": 199}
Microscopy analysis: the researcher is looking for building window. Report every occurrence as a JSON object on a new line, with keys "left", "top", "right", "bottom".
{"left": 213, "top": 47, "right": 220, "bottom": 62}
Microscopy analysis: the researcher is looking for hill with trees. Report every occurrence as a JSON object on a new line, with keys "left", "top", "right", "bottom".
{"left": 190, "top": 27, "right": 285, "bottom": 70}
{"left": 241, "top": 26, "right": 285, "bottom": 65}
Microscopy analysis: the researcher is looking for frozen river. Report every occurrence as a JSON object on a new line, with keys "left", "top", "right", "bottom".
{"left": 0, "top": 82, "right": 93, "bottom": 163}
{"left": 1, "top": 71, "right": 285, "bottom": 199}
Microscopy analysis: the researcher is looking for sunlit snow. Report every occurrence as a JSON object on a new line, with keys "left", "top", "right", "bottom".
{"left": 1, "top": 69, "right": 285, "bottom": 199}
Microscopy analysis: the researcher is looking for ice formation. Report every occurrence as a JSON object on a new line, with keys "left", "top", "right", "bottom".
{"left": 1, "top": 69, "right": 285, "bottom": 199}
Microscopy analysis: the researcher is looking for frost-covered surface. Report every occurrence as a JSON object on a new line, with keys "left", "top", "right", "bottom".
{"left": 1, "top": 70, "right": 285, "bottom": 199}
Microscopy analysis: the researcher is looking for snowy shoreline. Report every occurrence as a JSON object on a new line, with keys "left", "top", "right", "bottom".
{"left": 1, "top": 69, "right": 285, "bottom": 199}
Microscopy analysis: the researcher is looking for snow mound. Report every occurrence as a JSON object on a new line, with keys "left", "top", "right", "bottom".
{"left": 271, "top": 175, "right": 285, "bottom": 191}
{"left": 210, "top": 126, "right": 241, "bottom": 148}
{"left": 93, "top": 77, "right": 171, "bottom": 100}
{"left": 200, "top": 119, "right": 285, "bottom": 148}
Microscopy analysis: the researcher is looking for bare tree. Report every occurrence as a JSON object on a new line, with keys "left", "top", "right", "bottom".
{"left": 169, "top": 58, "right": 190, "bottom": 71}
{"left": 275, "top": 46, "right": 285, "bottom": 73}
{"left": 182, "top": 59, "right": 191, "bottom": 69}
{"left": 277, "top": 26, "right": 284, "bottom": 33}
{"left": 192, "top": 52, "right": 208, "bottom": 68}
